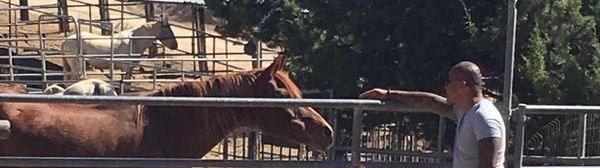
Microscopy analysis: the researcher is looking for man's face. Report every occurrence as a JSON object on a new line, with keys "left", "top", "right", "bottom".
{"left": 445, "top": 69, "right": 467, "bottom": 104}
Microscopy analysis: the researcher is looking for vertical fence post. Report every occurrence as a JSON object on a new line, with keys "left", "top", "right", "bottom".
{"left": 351, "top": 108, "right": 363, "bottom": 167}
{"left": 328, "top": 108, "right": 338, "bottom": 161}
{"left": 257, "top": 41, "right": 263, "bottom": 68}
{"left": 578, "top": 113, "right": 587, "bottom": 158}
{"left": 57, "top": 0, "right": 69, "bottom": 32}
{"left": 144, "top": 2, "right": 154, "bottom": 22}
{"left": 513, "top": 104, "right": 526, "bottom": 168}
{"left": 223, "top": 137, "right": 229, "bottom": 160}
{"left": 247, "top": 131, "right": 260, "bottom": 160}
{"left": 98, "top": 0, "right": 110, "bottom": 35}
{"left": 437, "top": 116, "right": 446, "bottom": 162}
{"left": 19, "top": 0, "right": 29, "bottom": 21}
{"left": 109, "top": 22, "right": 114, "bottom": 80}
{"left": 196, "top": 6, "right": 208, "bottom": 72}
{"left": 119, "top": 0, "right": 124, "bottom": 31}
{"left": 7, "top": 45, "right": 14, "bottom": 81}
{"left": 76, "top": 20, "right": 84, "bottom": 80}
{"left": 503, "top": 0, "right": 518, "bottom": 166}
{"left": 8, "top": 0, "right": 12, "bottom": 47}
{"left": 37, "top": 16, "right": 47, "bottom": 83}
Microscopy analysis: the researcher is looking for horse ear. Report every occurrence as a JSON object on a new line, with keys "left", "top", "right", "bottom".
{"left": 258, "top": 54, "right": 286, "bottom": 81}
{"left": 273, "top": 54, "right": 286, "bottom": 71}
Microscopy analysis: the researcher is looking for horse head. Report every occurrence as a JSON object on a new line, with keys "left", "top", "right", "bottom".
{"left": 156, "top": 20, "right": 178, "bottom": 50}
{"left": 250, "top": 54, "right": 334, "bottom": 153}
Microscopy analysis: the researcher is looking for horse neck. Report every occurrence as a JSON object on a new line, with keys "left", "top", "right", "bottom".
{"left": 130, "top": 22, "right": 160, "bottom": 53}
{"left": 143, "top": 74, "right": 261, "bottom": 157}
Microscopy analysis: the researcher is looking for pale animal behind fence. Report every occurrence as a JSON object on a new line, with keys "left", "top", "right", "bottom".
{"left": 60, "top": 20, "right": 178, "bottom": 82}
{"left": 43, "top": 79, "right": 118, "bottom": 96}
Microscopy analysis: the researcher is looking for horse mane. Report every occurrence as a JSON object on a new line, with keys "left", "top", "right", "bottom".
{"left": 152, "top": 71, "right": 257, "bottom": 97}
{"left": 131, "top": 21, "right": 161, "bottom": 35}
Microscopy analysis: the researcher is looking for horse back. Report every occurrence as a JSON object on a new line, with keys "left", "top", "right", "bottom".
{"left": 0, "top": 99, "right": 145, "bottom": 156}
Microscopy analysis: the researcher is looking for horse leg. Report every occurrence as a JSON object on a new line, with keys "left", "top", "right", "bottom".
{"left": 62, "top": 40, "right": 81, "bottom": 81}
{"left": 62, "top": 57, "right": 77, "bottom": 81}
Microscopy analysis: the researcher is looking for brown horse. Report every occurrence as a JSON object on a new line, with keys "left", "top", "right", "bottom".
{"left": 0, "top": 55, "right": 333, "bottom": 158}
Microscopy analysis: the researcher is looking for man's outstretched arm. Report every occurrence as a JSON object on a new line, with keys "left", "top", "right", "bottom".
{"left": 359, "top": 88, "right": 456, "bottom": 121}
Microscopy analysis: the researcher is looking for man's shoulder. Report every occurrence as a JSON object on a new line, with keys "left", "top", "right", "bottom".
{"left": 472, "top": 100, "right": 503, "bottom": 120}
{"left": 475, "top": 100, "right": 500, "bottom": 112}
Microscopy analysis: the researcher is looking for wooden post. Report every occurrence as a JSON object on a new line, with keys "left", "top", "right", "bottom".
{"left": 144, "top": 2, "right": 154, "bottom": 21}
{"left": 247, "top": 131, "right": 261, "bottom": 160}
{"left": 19, "top": 0, "right": 29, "bottom": 21}
{"left": 222, "top": 137, "right": 229, "bottom": 160}
{"left": 196, "top": 6, "right": 208, "bottom": 72}
{"left": 98, "top": 0, "right": 110, "bottom": 35}
{"left": 57, "top": 0, "right": 69, "bottom": 32}
{"left": 351, "top": 108, "right": 363, "bottom": 167}
{"left": 144, "top": 2, "right": 160, "bottom": 68}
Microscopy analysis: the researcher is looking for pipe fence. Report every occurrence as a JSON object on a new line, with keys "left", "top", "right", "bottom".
{"left": 0, "top": 93, "right": 452, "bottom": 167}
{"left": 514, "top": 104, "right": 600, "bottom": 168}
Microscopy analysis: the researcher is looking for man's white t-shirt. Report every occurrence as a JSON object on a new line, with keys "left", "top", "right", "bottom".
{"left": 453, "top": 99, "right": 506, "bottom": 168}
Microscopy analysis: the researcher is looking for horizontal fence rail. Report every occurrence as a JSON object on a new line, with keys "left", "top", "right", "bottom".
{"left": 0, "top": 94, "right": 448, "bottom": 167}
{"left": 520, "top": 105, "right": 600, "bottom": 115}
{"left": 0, "top": 94, "right": 420, "bottom": 111}
{"left": 0, "top": 156, "right": 451, "bottom": 168}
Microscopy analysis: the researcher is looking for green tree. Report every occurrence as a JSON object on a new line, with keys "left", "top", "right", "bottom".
{"left": 519, "top": 0, "right": 600, "bottom": 105}
{"left": 207, "top": 0, "right": 473, "bottom": 97}
{"left": 203, "top": 0, "right": 600, "bottom": 158}
{"left": 204, "top": 0, "right": 487, "bottom": 152}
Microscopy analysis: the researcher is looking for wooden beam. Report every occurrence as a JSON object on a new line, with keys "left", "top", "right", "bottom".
{"left": 144, "top": 2, "right": 154, "bottom": 21}
{"left": 196, "top": 6, "right": 207, "bottom": 72}
{"left": 98, "top": 0, "right": 110, "bottom": 35}
{"left": 57, "top": 0, "right": 69, "bottom": 32}
{"left": 19, "top": 0, "right": 28, "bottom": 21}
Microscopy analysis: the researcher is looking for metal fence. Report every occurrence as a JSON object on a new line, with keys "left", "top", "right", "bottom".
{"left": 514, "top": 104, "right": 600, "bottom": 167}
{"left": 0, "top": 0, "right": 280, "bottom": 90}
{"left": 0, "top": 93, "right": 453, "bottom": 167}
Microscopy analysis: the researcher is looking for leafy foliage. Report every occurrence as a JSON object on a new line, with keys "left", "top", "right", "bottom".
{"left": 203, "top": 0, "right": 600, "bottom": 156}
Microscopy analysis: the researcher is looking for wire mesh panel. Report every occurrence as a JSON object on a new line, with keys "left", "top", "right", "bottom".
{"left": 514, "top": 105, "right": 600, "bottom": 167}
{"left": 331, "top": 110, "right": 451, "bottom": 163}
{"left": 525, "top": 114, "right": 600, "bottom": 158}
{"left": 587, "top": 114, "right": 600, "bottom": 156}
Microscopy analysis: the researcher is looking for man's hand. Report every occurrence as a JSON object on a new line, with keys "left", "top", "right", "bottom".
{"left": 359, "top": 88, "right": 388, "bottom": 100}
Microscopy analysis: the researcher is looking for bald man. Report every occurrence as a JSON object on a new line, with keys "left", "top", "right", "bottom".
{"left": 359, "top": 61, "right": 505, "bottom": 168}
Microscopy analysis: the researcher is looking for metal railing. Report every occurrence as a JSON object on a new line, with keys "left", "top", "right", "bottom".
{"left": 0, "top": 93, "right": 452, "bottom": 167}
{"left": 514, "top": 104, "right": 600, "bottom": 168}
{"left": 0, "top": 0, "right": 281, "bottom": 88}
